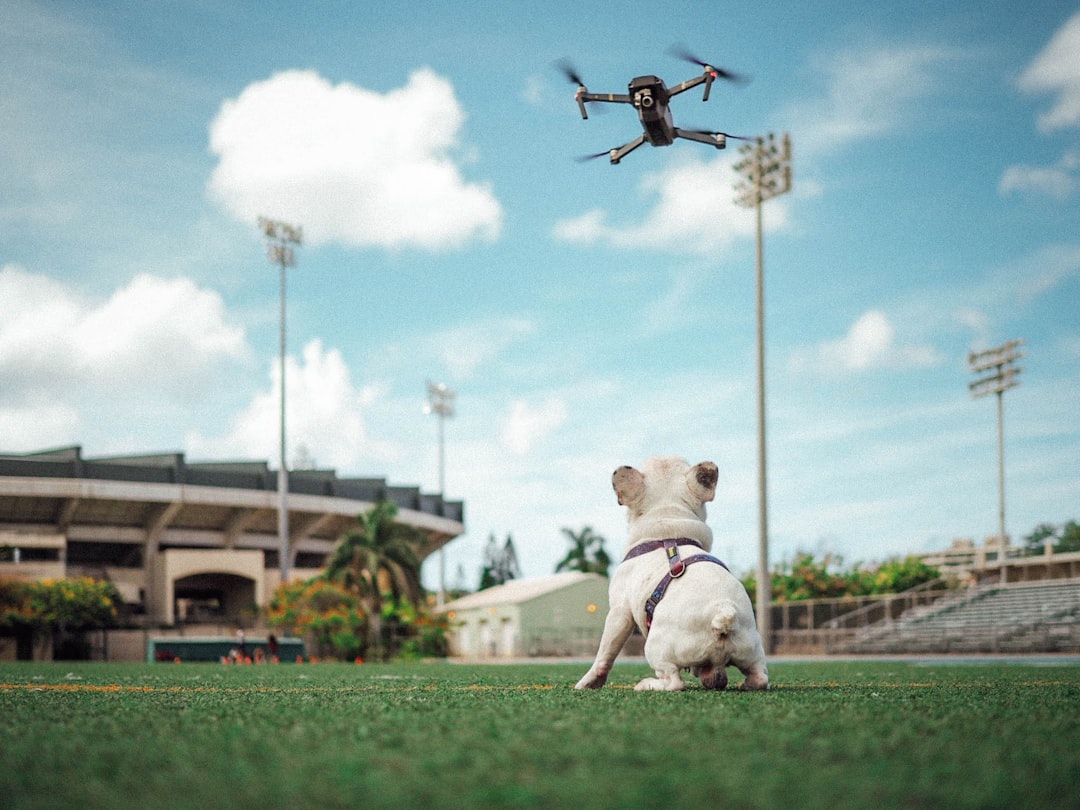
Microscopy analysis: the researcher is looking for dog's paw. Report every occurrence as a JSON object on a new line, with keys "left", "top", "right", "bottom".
{"left": 634, "top": 674, "right": 686, "bottom": 692}
{"left": 574, "top": 670, "right": 609, "bottom": 690}
{"left": 633, "top": 678, "right": 667, "bottom": 691}
{"left": 737, "top": 675, "right": 769, "bottom": 691}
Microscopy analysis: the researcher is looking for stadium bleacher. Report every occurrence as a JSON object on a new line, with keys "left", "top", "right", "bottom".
{"left": 844, "top": 579, "right": 1080, "bottom": 654}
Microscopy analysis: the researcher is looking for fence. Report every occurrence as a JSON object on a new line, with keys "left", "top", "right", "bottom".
{"left": 769, "top": 580, "right": 954, "bottom": 654}
{"left": 769, "top": 578, "right": 1080, "bottom": 655}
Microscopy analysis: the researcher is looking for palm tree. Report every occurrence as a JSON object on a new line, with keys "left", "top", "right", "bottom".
{"left": 324, "top": 500, "right": 425, "bottom": 659}
{"left": 555, "top": 526, "right": 611, "bottom": 577}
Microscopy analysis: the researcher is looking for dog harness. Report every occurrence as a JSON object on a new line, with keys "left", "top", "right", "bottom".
{"left": 623, "top": 538, "right": 730, "bottom": 632}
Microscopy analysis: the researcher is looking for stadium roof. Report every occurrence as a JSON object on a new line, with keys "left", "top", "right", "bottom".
{"left": 0, "top": 446, "right": 463, "bottom": 557}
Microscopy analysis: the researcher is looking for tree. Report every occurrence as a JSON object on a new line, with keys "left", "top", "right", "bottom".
{"left": 769, "top": 552, "right": 850, "bottom": 602}
{"left": 323, "top": 501, "right": 426, "bottom": 660}
{"left": 0, "top": 577, "right": 120, "bottom": 631}
{"left": 740, "top": 552, "right": 941, "bottom": 603}
{"left": 1024, "top": 523, "right": 1059, "bottom": 552}
{"left": 1025, "top": 520, "right": 1080, "bottom": 554}
{"left": 267, "top": 577, "right": 366, "bottom": 660}
{"left": 555, "top": 526, "right": 611, "bottom": 577}
{"left": 479, "top": 534, "right": 520, "bottom": 589}
{"left": 854, "top": 556, "right": 942, "bottom": 595}
{"left": 1060, "top": 521, "right": 1080, "bottom": 553}
{"left": 0, "top": 577, "right": 122, "bottom": 660}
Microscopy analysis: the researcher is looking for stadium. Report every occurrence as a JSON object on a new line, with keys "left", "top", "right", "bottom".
{"left": 5, "top": 444, "right": 1079, "bottom": 662}
{"left": 0, "top": 446, "right": 464, "bottom": 659}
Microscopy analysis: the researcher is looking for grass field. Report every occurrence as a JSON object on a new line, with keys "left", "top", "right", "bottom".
{"left": 1, "top": 658, "right": 1078, "bottom": 809}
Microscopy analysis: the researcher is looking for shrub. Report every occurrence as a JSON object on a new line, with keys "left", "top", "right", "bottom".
{"left": 742, "top": 553, "right": 941, "bottom": 603}
{"left": 0, "top": 577, "right": 121, "bottom": 632}
{"left": 268, "top": 578, "right": 367, "bottom": 661}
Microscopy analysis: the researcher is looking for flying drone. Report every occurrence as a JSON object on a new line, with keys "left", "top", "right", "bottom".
{"left": 560, "top": 46, "right": 749, "bottom": 164}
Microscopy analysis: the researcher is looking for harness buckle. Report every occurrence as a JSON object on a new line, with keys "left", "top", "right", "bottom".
{"left": 665, "top": 540, "right": 686, "bottom": 577}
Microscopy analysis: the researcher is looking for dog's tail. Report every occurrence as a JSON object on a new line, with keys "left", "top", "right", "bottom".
{"left": 709, "top": 600, "right": 739, "bottom": 640}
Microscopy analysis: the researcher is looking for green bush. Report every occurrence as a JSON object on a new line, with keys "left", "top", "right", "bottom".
{"left": 267, "top": 578, "right": 368, "bottom": 660}
{"left": 742, "top": 553, "right": 941, "bottom": 603}
{"left": 0, "top": 577, "right": 121, "bottom": 631}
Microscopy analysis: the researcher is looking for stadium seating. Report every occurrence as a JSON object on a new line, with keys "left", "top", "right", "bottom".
{"left": 844, "top": 579, "right": 1080, "bottom": 654}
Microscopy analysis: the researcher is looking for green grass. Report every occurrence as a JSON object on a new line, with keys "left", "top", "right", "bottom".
{"left": 1, "top": 659, "right": 1078, "bottom": 809}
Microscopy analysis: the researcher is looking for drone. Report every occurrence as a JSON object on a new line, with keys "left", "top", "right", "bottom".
{"left": 560, "top": 46, "right": 749, "bottom": 164}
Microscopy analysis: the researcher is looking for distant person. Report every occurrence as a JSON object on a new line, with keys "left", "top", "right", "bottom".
{"left": 268, "top": 634, "right": 280, "bottom": 664}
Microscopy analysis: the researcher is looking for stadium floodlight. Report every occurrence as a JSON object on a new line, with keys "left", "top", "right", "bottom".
{"left": 734, "top": 132, "right": 792, "bottom": 654}
{"left": 258, "top": 217, "right": 303, "bottom": 584}
{"left": 425, "top": 381, "right": 456, "bottom": 606}
{"left": 968, "top": 339, "right": 1024, "bottom": 581}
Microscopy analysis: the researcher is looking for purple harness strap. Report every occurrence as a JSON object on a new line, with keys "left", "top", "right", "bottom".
{"left": 624, "top": 538, "right": 730, "bottom": 632}
{"left": 622, "top": 537, "right": 705, "bottom": 563}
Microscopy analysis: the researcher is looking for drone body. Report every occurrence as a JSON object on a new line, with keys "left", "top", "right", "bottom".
{"left": 563, "top": 48, "right": 747, "bottom": 164}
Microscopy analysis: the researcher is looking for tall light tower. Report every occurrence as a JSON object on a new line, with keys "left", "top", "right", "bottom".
{"left": 734, "top": 132, "right": 792, "bottom": 653}
{"left": 425, "top": 380, "right": 455, "bottom": 606}
{"left": 968, "top": 339, "right": 1024, "bottom": 580}
{"left": 258, "top": 217, "right": 302, "bottom": 585}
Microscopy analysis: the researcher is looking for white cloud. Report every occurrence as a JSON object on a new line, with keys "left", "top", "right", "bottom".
{"left": 789, "top": 310, "right": 943, "bottom": 374}
{"left": 791, "top": 43, "right": 967, "bottom": 156}
{"left": 1013, "top": 243, "right": 1080, "bottom": 302}
{"left": 500, "top": 397, "right": 568, "bottom": 455}
{"left": 208, "top": 68, "right": 503, "bottom": 251}
{"left": 0, "top": 265, "right": 245, "bottom": 396}
{"left": 186, "top": 338, "right": 375, "bottom": 469}
{"left": 430, "top": 317, "right": 537, "bottom": 380}
{"left": 0, "top": 401, "right": 80, "bottom": 450}
{"left": 954, "top": 307, "right": 992, "bottom": 346}
{"left": 521, "top": 74, "right": 546, "bottom": 106}
{"left": 552, "top": 209, "right": 609, "bottom": 243}
{"left": 999, "top": 151, "right": 1080, "bottom": 199}
{"left": 0, "top": 265, "right": 247, "bottom": 454}
{"left": 1018, "top": 11, "right": 1080, "bottom": 132}
{"left": 970, "top": 244, "right": 1080, "bottom": 313}
{"left": 552, "top": 154, "right": 772, "bottom": 255}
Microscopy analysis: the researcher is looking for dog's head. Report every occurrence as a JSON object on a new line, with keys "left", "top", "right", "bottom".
{"left": 612, "top": 456, "right": 718, "bottom": 539}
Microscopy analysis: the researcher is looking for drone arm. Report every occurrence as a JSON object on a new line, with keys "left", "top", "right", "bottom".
{"left": 608, "top": 134, "right": 646, "bottom": 165}
{"left": 668, "top": 70, "right": 715, "bottom": 101}
{"left": 579, "top": 91, "right": 634, "bottom": 105}
{"left": 674, "top": 128, "right": 727, "bottom": 149}
{"left": 576, "top": 90, "right": 633, "bottom": 120}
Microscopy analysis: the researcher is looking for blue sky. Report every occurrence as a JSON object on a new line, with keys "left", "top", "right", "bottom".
{"left": 2, "top": 1, "right": 1078, "bottom": 590}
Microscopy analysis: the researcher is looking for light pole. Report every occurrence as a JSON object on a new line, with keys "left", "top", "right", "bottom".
{"left": 258, "top": 217, "right": 302, "bottom": 585}
{"left": 425, "top": 380, "right": 455, "bottom": 606}
{"left": 734, "top": 132, "right": 792, "bottom": 653}
{"left": 968, "top": 339, "right": 1024, "bottom": 582}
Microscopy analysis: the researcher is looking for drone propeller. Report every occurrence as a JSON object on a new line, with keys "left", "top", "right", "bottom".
{"left": 667, "top": 44, "right": 748, "bottom": 84}
{"left": 555, "top": 59, "right": 587, "bottom": 89}
{"left": 575, "top": 149, "right": 613, "bottom": 163}
{"left": 557, "top": 59, "right": 605, "bottom": 119}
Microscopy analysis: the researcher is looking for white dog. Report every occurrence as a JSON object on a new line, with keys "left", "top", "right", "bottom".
{"left": 575, "top": 456, "right": 769, "bottom": 692}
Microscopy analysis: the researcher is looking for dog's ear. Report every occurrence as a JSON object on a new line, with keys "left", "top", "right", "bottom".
{"left": 686, "top": 461, "right": 718, "bottom": 503}
{"left": 612, "top": 465, "right": 645, "bottom": 506}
